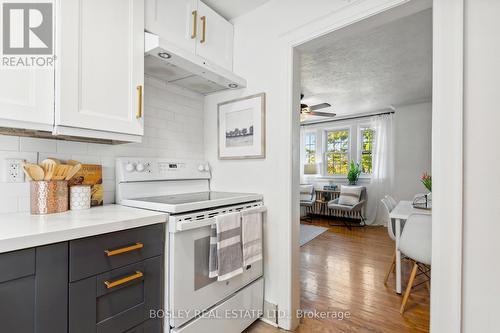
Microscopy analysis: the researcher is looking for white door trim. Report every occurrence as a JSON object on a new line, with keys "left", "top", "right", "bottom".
{"left": 430, "top": 1, "right": 463, "bottom": 332}
{"left": 280, "top": 0, "right": 463, "bottom": 332}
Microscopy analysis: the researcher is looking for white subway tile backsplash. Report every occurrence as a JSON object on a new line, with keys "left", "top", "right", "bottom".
{"left": 17, "top": 196, "right": 30, "bottom": 212}
{"left": 0, "top": 82, "right": 204, "bottom": 213}
{"left": 20, "top": 137, "right": 57, "bottom": 153}
{"left": 71, "top": 155, "right": 101, "bottom": 165}
{"left": 57, "top": 141, "right": 88, "bottom": 154}
{"left": 38, "top": 153, "right": 72, "bottom": 164}
{"left": 103, "top": 191, "right": 115, "bottom": 205}
{"left": 0, "top": 196, "right": 18, "bottom": 213}
{"left": 0, "top": 135, "right": 19, "bottom": 151}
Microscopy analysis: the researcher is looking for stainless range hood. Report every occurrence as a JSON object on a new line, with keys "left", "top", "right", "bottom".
{"left": 144, "top": 32, "right": 246, "bottom": 95}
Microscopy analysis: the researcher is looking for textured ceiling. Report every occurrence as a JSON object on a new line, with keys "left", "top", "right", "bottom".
{"left": 201, "top": 0, "right": 270, "bottom": 20}
{"left": 299, "top": 8, "right": 432, "bottom": 119}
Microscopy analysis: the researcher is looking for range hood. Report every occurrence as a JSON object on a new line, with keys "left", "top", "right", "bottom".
{"left": 144, "top": 32, "right": 246, "bottom": 95}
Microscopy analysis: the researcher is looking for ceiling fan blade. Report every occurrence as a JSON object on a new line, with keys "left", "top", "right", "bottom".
{"left": 309, "top": 103, "right": 331, "bottom": 111}
{"left": 308, "top": 111, "right": 336, "bottom": 117}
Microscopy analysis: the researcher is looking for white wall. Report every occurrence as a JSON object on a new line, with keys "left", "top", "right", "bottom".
{"left": 393, "top": 101, "right": 432, "bottom": 200}
{"left": 462, "top": 0, "right": 500, "bottom": 331}
{"left": 0, "top": 77, "right": 205, "bottom": 213}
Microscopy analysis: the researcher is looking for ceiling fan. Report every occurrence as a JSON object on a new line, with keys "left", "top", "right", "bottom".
{"left": 300, "top": 94, "right": 335, "bottom": 120}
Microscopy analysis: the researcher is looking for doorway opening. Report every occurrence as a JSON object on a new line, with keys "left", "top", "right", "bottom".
{"left": 295, "top": 2, "right": 432, "bottom": 332}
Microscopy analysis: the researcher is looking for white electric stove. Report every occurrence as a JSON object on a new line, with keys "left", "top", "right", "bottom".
{"left": 116, "top": 158, "right": 265, "bottom": 333}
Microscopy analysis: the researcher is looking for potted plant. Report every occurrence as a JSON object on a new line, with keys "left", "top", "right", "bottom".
{"left": 347, "top": 160, "right": 361, "bottom": 185}
{"left": 421, "top": 172, "right": 432, "bottom": 192}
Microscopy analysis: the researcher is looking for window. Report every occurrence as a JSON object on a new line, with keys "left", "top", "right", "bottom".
{"left": 325, "top": 129, "right": 349, "bottom": 175}
{"left": 360, "top": 127, "right": 375, "bottom": 174}
{"left": 304, "top": 133, "right": 316, "bottom": 164}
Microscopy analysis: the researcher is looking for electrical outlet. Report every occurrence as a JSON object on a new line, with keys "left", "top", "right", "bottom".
{"left": 5, "top": 159, "right": 25, "bottom": 183}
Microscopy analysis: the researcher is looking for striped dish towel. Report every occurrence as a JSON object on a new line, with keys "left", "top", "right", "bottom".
{"left": 241, "top": 207, "right": 263, "bottom": 266}
{"left": 209, "top": 212, "right": 244, "bottom": 281}
{"left": 208, "top": 224, "right": 219, "bottom": 278}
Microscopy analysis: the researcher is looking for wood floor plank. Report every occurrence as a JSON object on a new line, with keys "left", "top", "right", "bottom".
{"left": 244, "top": 219, "right": 430, "bottom": 333}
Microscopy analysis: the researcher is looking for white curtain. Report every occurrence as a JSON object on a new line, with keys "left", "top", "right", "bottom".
{"left": 365, "top": 114, "right": 395, "bottom": 225}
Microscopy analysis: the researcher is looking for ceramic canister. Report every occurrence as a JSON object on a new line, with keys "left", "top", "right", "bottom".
{"left": 30, "top": 181, "right": 69, "bottom": 215}
{"left": 70, "top": 185, "right": 91, "bottom": 210}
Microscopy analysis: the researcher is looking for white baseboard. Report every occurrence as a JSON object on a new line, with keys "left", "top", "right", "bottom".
{"left": 259, "top": 317, "right": 279, "bottom": 327}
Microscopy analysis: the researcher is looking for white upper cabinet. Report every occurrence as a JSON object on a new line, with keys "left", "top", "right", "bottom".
{"left": 146, "top": 0, "right": 197, "bottom": 54}
{"left": 195, "top": 1, "right": 234, "bottom": 71}
{"left": 56, "top": 0, "right": 144, "bottom": 138}
{"left": 0, "top": 68, "right": 54, "bottom": 131}
{"left": 146, "top": 0, "right": 234, "bottom": 71}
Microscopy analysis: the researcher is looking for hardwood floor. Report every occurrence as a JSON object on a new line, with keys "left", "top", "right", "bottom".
{"left": 244, "top": 218, "right": 430, "bottom": 333}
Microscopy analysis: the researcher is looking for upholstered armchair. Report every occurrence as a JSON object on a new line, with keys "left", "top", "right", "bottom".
{"left": 327, "top": 186, "right": 367, "bottom": 225}
{"left": 300, "top": 184, "right": 316, "bottom": 222}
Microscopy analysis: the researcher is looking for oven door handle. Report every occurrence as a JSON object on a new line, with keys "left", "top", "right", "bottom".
{"left": 175, "top": 205, "right": 267, "bottom": 232}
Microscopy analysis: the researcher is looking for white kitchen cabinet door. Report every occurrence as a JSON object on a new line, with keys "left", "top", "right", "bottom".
{"left": 0, "top": 68, "right": 54, "bottom": 131}
{"left": 145, "top": 0, "right": 197, "bottom": 53}
{"left": 195, "top": 1, "right": 234, "bottom": 71}
{"left": 56, "top": 0, "right": 144, "bottom": 136}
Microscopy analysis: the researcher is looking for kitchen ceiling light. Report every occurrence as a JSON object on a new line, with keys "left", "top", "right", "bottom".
{"left": 158, "top": 52, "right": 172, "bottom": 59}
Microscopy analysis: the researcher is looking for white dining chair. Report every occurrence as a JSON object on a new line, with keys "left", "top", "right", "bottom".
{"left": 398, "top": 213, "right": 432, "bottom": 314}
{"left": 381, "top": 198, "right": 397, "bottom": 285}
{"left": 385, "top": 195, "right": 398, "bottom": 210}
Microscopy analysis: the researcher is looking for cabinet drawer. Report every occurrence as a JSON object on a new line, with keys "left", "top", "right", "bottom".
{"left": 0, "top": 248, "right": 35, "bottom": 283}
{"left": 69, "top": 256, "right": 163, "bottom": 333}
{"left": 70, "top": 224, "right": 164, "bottom": 282}
{"left": 124, "top": 319, "right": 162, "bottom": 333}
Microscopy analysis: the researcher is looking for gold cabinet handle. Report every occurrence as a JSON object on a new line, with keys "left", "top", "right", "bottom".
{"left": 136, "top": 85, "right": 143, "bottom": 119}
{"left": 191, "top": 10, "right": 197, "bottom": 39}
{"left": 200, "top": 16, "right": 206, "bottom": 43}
{"left": 104, "top": 242, "right": 144, "bottom": 257}
{"left": 104, "top": 271, "right": 143, "bottom": 289}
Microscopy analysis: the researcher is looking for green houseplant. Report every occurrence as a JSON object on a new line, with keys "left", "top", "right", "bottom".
{"left": 347, "top": 160, "right": 361, "bottom": 185}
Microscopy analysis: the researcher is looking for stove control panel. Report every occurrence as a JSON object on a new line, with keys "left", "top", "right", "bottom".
{"left": 116, "top": 158, "right": 210, "bottom": 182}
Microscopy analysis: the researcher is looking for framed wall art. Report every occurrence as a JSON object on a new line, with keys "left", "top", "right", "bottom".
{"left": 218, "top": 93, "right": 266, "bottom": 159}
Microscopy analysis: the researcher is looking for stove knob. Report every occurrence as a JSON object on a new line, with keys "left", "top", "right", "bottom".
{"left": 204, "top": 164, "right": 210, "bottom": 172}
{"left": 136, "top": 163, "right": 146, "bottom": 172}
{"left": 198, "top": 164, "right": 205, "bottom": 172}
{"left": 125, "top": 163, "right": 136, "bottom": 172}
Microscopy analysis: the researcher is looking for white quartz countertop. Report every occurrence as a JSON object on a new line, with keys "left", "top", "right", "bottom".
{"left": 0, "top": 205, "right": 168, "bottom": 254}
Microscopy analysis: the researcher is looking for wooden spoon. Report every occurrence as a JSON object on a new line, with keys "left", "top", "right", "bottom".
{"left": 43, "top": 163, "right": 55, "bottom": 181}
{"left": 21, "top": 165, "right": 33, "bottom": 181}
{"left": 46, "top": 158, "right": 61, "bottom": 165}
{"left": 53, "top": 165, "right": 71, "bottom": 180}
{"left": 41, "top": 159, "right": 57, "bottom": 180}
{"left": 27, "top": 164, "right": 45, "bottom": 181}
{"left": 65, "top": 164, "right": 82, "bottom": 180}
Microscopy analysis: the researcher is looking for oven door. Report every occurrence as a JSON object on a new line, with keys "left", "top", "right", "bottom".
{"left": 169, "top": 217, "right": 263, "bottom": 328}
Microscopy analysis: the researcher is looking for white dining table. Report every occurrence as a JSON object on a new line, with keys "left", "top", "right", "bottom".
{"left": 389, "top": 200, "right": 432, "bottom": 294}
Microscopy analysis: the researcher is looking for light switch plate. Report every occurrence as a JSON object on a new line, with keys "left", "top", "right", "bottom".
{"left": 5, "top": 159, "right": 25, "bottom": 183}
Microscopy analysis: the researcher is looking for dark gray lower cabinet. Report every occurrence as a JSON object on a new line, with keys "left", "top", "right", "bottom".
{"left": 0, "top": 243, "right": 68, "bottom": 333}
{"left": 69, "top": 255, "right": 163, "bottom": 333}
{"left": 0, "top": 224, "right": 164, "bottom": 333}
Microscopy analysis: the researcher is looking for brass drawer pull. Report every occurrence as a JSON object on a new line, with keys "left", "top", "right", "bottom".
{"left": 104, "top": 271, "right": 143, "bottom": 289}
{"left": 104, "top": 242, "right": 144, "bottom": 257}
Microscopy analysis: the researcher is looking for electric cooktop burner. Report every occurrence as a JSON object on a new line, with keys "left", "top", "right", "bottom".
{"left": 121, "top": 191, "right": 263, "bottom": 214}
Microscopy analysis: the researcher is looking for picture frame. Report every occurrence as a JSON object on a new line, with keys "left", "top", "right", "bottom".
{"left": 218, "top": 93, "right": 266, "bottom": 160}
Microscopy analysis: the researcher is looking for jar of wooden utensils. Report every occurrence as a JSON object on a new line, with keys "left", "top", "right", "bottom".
{"left": 23, "top": 159, "right": 82, "bottom": 215}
